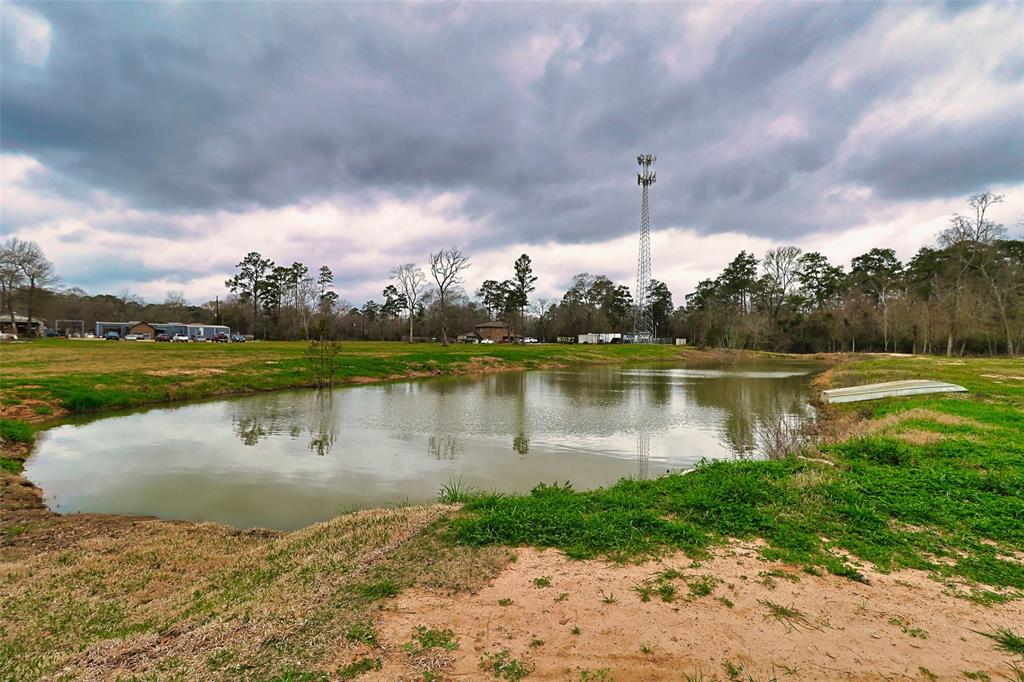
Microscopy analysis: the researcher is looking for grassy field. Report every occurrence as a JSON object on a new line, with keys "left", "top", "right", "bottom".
{"left": 1, "top": 348, "right": 1023, "bottom": 680}
{"left": 0, "top": 338, "right": 694, "bottom": 417}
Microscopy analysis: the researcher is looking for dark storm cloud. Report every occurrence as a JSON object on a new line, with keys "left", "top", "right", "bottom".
{"left": 845, "top": 112, "right": 1024, "bottom": 199}
{"left": 3, "top": 1, "right": 1022, "bottom": 250}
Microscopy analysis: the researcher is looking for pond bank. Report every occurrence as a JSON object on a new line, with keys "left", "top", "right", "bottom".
{"left": 22, "top": 360, "right": 821, "bottom": 529}
{"left": 3, "top": 353, "right": 1023, "bottom": 680}
{"left": 0, "top": 342, "right": 806, "bottom": 535}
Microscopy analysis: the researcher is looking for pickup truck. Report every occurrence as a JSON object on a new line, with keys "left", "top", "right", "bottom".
{"left": 172, "top": 333, "right": 190, "bottom": 343}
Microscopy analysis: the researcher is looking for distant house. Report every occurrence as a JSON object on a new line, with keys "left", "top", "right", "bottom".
{"left": 0, "top": 314, "right": 46, "bottom": 337}
{"left": 475, "top": 322, "right": 510, "bottom": 342}
{"left": 129, "top": 322, "right": 158, "bottom": 339}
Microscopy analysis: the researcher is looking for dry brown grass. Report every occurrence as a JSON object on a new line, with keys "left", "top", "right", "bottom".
{"left": 0, "top": 505, "right": 511, "bottom": 680}
{"left": 896, "top": 429, "right": 945, "bottom": 445}
{"left": 817, "top": 407, "right": 984, "bottom": 450}
{"left": 0, "top": 344, "right": 256, "bottom": 378}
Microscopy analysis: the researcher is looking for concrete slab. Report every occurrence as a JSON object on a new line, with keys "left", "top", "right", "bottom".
{"left": 822, "top": 379, "right": 968, "bottom": 404}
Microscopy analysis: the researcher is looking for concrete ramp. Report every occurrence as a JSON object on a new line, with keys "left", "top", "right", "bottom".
{"left": 822, "top": 379, "right": 967, "bottom": 404}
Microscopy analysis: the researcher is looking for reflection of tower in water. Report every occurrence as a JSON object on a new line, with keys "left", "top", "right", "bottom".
{"left": 635, "top": 430, "right": 650, "bottom": 480}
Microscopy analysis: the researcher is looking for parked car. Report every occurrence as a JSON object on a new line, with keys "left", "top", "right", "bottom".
{"left": 212, "top": 332, "right": 230, "bottom": 343}
{"left": 84, "top": 332, "right": 95, "bottom": 339}
{"left": 44, "top": 329, "right": 61, "bottom": 338}
{"left": 231, "top": 335, "right": 247, "bottom": 343}
{"left": 0, "top": 332, "right": 18, "bottom": 341}
{"left": 172, "top": 333, "right": 190, "bottom": 342}
{"left": 104, "top": 331, "right": 120, "bottom": 340}
{"left": 155, "top": 333, "right": 171, "bottom": 342}
{"left": 480, "top": 338, "right": 495, "bottom": 344}
{"left": 124, "top": 333, "right": 140, "bottom": 341}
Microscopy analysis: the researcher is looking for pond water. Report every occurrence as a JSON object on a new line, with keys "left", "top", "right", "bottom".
{"left": 26, "top": 361, "right": 820, "bottom": 530}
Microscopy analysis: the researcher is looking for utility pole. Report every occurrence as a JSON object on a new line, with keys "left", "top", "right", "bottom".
{"left": 634, "top": 154, "right": 656, "bottom": 342}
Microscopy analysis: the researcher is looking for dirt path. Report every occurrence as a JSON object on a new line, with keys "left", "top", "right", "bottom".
{"left": 370, "top": 545, "right": 1023, "bottom": 681}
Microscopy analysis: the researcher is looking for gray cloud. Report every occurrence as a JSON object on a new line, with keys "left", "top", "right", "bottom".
{"left": 844, "top": 111, "right": 1024, "bottom": 200}
{"left": 2, "top": 1, "right": 1023, "bottom": 299}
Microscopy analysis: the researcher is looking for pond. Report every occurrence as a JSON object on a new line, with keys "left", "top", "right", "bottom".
{"left": 26, "top": 360, "right": 821, "bottom": 530}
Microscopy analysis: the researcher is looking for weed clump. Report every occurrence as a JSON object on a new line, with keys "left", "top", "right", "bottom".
{"left": 758, "top": 599, "right": 815, "bottom": 631}
{"left": 337, "top": 657, "right": 381, "bottom": 679}
{"left": 345, "top": 621, "right": 378, "bottom": 645}
{"left": 976, "top": 626, "right": 1024, "bottom": 656}
{"left": 0, "top": 418, "right": 33, "bottom": 445}
{"left": 479, "top": 649, "right": 530, "bottom": 680}
{"left": 438, "top": 476, "right": 478, "bottom": 503}
{"left": 354, "top": 579, "right": 401, "bottom": 601}
{"left": 405, "top": 625, "right": 458, "bottom": 653}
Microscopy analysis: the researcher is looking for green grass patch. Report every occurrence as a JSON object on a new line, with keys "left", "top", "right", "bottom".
{"left": 0, "top": 458, "right": 24, "bottom": 474}
{"left": 353, "top": 579, "right": 402, "bottom": 601}
{"left": 0, "top": 418, "right": 33, "bottom": 445}
{"left": 344, "top": 621, "right": 378, "bottom": 646}
{"left": 479, "top": 649, "right": 530, "bottom": 680}
{"left": 449, "top": 356, "right": 1024, "bottom": 596}
{"left": 403, "top": 625, "right": 459, "bottom": 656}
{"left": 337, "top": 657, "right": 381, "bottom": 679}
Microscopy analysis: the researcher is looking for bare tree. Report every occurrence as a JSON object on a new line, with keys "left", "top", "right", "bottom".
{"left": 0, "top": 239, "right": 27, "bottom": 331}
{"left": 531, "top": 297, "right": 554, "bottom": 341}
{"left": 761, "top": 245, "right": 802, "bottom": 324}
{"left": 391, "top": 263, "right": 428, "bottom": 342}
{"left": 428, "top": 248, "right": 471, "bottom": 346}
{"left": 941, "top": 192, "right": 1015, "bottom": 355}
{"left": 15, "top": 240, "right": 58, "bottom": 336}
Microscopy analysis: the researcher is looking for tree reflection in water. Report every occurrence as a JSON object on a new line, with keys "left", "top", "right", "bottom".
{"left": 513, "top": 435, "right": 529, "bottom": 455}
{"left": 307, "top": 391, "right": 337, "bottom": 456}
{"left": 230, "top": 391, "right": 341, "bottom": 456}
{"left": 225, "top": 362, "right": 818, "bottom": 467}
{"left": 427, "top": 434, "right": 460, "bottom": 460}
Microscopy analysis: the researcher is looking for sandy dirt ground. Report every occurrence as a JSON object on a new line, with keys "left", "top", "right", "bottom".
{"left": 368, "top": 545, "right": 1023, "bottom": 681}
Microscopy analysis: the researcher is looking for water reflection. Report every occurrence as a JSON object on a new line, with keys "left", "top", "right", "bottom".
{"left": 308, "top": 391, "right": 338, "bottom": 456}
{"left": 427, "top": 435, "right": 460, "bottom": 460}
{"left": 27, "top": 361, "right": 821, "bottom": 530}
{"left": 513, "top": 435, "right": 529, "bottom": 455}
{"left": 636, "top": 431, "right": 650, "bottom": 480}
{"left": 225, "top": 361, "right": 816, "bottom": 476}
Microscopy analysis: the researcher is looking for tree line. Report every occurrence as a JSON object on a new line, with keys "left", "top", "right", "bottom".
{"left": 4, "top": 192, "right": 1020, "bottom": 355}
{"left": 678, "top": 193, "right": 1021, "bottom": 356}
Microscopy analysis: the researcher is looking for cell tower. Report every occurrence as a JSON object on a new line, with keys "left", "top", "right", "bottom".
{"left": 634, "top": 154, "right": 656, "bottom": 341}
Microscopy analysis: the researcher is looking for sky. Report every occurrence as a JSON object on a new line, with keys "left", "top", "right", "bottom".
{"left": 2, "top": 1, "right": 1022, "bottom": 307}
